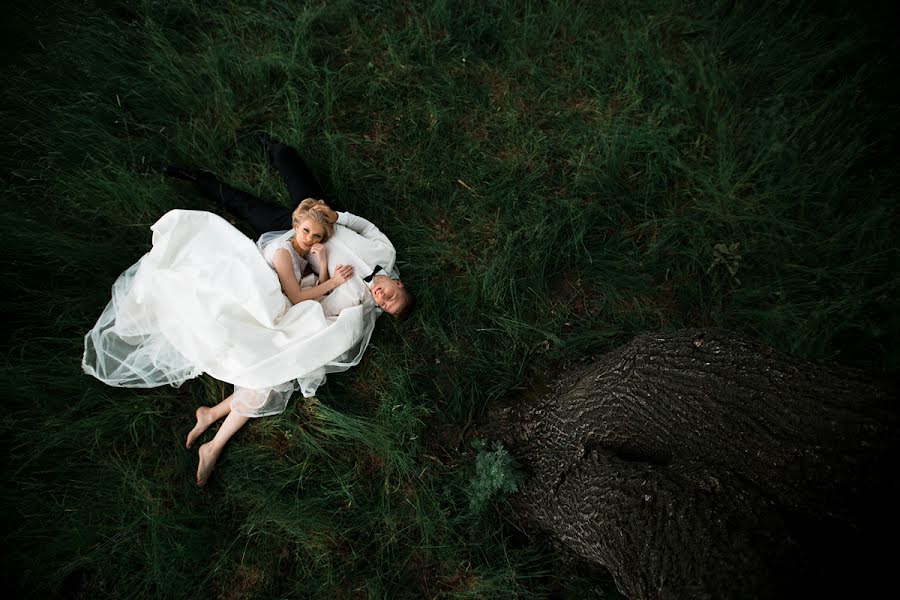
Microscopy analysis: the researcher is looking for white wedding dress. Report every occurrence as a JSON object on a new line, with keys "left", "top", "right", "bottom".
{"left": 83, "top": 210, "right": 375, "bottom": 416}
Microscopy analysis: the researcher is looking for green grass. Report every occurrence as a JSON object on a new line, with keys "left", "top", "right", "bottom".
{"left": 2, "top": 0, "right": 897, "bottom": 597}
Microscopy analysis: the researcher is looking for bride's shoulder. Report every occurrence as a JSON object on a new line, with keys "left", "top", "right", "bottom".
{"left": 259, "top": 231, "right": 301, "bottom": 265}
{"left": 258, "top": 230, "right": 294, "bottom": 251}
{"left": 270, "top": 242, "right": 295, "bottom": 261}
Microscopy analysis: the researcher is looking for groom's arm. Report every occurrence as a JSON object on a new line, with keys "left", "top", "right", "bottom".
{"left": 334, "top": 211, "right": 394, "bottom": 250}
{"left": 317, "top": 205, "right": 393, "bottom": 250}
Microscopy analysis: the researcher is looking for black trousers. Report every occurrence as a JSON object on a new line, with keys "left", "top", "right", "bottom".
{"left": 194, "top": 143, "right": 331, "bottom": 237}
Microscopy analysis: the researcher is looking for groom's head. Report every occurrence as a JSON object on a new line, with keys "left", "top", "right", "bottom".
{"left": 371, "top": 275, "right": 414, "bottom": 320}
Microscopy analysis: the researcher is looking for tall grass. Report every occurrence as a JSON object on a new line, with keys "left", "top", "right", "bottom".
{"left": 2, "top": 0, "right": 897, "bottom": 597}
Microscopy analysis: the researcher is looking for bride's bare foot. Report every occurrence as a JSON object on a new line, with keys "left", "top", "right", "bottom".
{"left": 196, "top": 442, "right": 222, "bottom": 487}
{"left": 186, "top": 406, "right": 215, "bottom": 449}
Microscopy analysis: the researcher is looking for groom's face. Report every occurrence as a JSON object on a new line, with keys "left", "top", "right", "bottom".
{"left": 371, "top": 275, "right": 407, "bottom": 316}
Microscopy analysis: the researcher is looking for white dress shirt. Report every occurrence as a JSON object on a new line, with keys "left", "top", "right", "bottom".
{"left": 312, "top": 211, "right": 398, "bottom": 318}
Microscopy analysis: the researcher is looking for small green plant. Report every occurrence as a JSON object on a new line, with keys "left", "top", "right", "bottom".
{"left": 708, "top": 242, "right": 743, "bottom": 283}
{"left": 467, "top": 439, "right": 524, "bottom": 514}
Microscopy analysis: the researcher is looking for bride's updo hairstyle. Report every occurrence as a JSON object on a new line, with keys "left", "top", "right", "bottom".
{"left": 292, "top": 198, "right": 335, "bottom": 241}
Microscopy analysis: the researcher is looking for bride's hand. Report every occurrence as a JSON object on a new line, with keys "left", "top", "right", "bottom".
{"left": 308, "top": 243, "right": 326, "bottom": 260}
{"left": 332, "top": 265, "right": 354, "bottom": 284}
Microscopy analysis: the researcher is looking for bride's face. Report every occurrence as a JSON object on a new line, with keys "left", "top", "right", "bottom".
{"left": 293, "top": 218, "right": 326, "bottom": 253}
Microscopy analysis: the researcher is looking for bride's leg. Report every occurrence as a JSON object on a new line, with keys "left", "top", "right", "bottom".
{"left": 196, "top": 410, "right": 250, "bottom": 487}
{"left": 186, "top": 395, "right": 233, "bottom": 449}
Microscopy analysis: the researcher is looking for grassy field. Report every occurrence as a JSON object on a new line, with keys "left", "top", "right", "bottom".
{"left": 2, "top": 0, "right": 897, "bottom": 597}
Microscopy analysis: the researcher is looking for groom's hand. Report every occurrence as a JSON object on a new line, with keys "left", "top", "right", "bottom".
{"left": 316, "top": 205, "right": 338, "bottom": 224}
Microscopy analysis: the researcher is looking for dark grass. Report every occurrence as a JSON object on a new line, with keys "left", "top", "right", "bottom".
{"left": 2, "top": 0, "right": 898, "bottom": 597}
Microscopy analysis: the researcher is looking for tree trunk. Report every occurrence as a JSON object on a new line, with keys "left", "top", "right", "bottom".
{"left": 484, "top": 329, "right": 899, "bottom": 599}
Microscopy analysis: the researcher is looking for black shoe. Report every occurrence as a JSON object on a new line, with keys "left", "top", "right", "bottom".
{"left": 254, "top": 130, "right": 279, "bottom": 150}
{"left": 163, "top": 165, "right": 202, "bottom": 182}
{"left": 255, "top": 131, "right": 287, "bottom": 166}
{"left": 164, "top": 165, "right": 221, "bottom": 187}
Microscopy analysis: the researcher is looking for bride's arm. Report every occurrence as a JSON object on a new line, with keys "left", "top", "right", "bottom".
{"left": 272, "top": 249, "right": 353, "bottom": 304}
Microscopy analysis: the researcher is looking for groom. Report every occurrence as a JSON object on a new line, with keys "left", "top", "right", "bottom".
{"left": 166, "top": 136, "right": 414, "bottom": 320}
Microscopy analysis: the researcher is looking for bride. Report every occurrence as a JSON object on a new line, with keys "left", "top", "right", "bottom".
{"left": 83, "top": 199, "right": 368, "bottom": 485}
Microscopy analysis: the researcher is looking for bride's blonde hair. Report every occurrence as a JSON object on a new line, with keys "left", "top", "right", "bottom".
{"left": 292, "top": 198, "right": 334, "bottom": 241}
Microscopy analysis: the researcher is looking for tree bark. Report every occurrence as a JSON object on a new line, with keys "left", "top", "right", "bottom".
{"left": 484, "top": 329, "right": 899, "bottom": 599}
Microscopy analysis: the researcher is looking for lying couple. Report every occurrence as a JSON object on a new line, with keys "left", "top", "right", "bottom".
{"left": 82, "top": 136, "right": 413, "bottom": 485}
